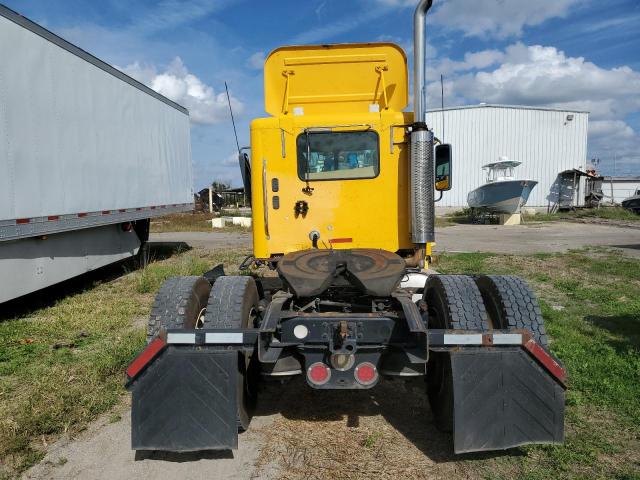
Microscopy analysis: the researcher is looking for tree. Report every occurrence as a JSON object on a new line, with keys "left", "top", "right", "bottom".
{"left": 211, "top": 180, "right": 231, "bottom": 192}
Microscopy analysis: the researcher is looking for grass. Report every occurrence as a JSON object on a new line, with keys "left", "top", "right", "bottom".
{"left": 150, "top": 212, "right": 252, "bottom": 233}
{"left": 0, "top": 246, "right": 249, "bottom": 478}
{"left": 435, "top": 209, "right": 475, "bottom": 228}
{"left": 524, "top": 206, "right": 640, "bottom": 224}
{"left": 436, "top": 206, "right": 640, "bottom": 227}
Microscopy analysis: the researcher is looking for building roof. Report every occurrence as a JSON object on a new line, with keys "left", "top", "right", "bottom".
{"left": 426, "top": 103, "right": 589, "bottom": 114}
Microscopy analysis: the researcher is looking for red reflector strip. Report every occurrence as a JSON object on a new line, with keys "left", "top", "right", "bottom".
{"left": 101, "top": 210, "right": 111, "bottom": 215}
{"left": 16, "top": 218, "right": 30, "bottom": 224}
{"left": 329, "top": 238, "right": 353, "bottom": 244}
{"left": 523, "top": 339, "right": 567, "bottom": 386}
{"left": 78, "top": 212, "right": 87, "bottom": 217}
{"left": 126, "top": 337, "right": 166, "bottom": 379}
{"left": 47, "top": 215, "right": 59, "bottom": 221}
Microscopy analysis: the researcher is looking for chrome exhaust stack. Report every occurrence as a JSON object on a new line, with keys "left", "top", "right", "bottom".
{"left": 410, "top": 0, "right": 434, "bottom": 245}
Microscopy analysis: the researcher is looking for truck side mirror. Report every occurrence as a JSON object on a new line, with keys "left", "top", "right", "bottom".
{"left": 435, "top": 144, "right": 452, "bottom": 191}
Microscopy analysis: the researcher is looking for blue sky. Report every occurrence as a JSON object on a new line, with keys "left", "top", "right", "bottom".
{"left": 6, "top": 0, "right": 640, "bottom": 187}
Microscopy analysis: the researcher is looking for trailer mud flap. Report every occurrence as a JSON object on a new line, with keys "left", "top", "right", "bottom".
{"left": 451, "top": 348, "right": 565, "bottom": 453}
{"left": 129, "top": 347, "right": 238, "bottom": 451}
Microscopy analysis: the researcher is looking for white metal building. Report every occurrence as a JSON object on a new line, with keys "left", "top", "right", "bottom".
{"left": 425, "top": 104, "right": 589, "bottom": 209}
{"left": 602, "top": 176, "right": 640, "bottom": 204}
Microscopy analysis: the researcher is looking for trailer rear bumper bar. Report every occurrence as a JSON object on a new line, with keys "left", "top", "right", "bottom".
{"left": 126, "top": 328, "right": 566, "bottom": 387}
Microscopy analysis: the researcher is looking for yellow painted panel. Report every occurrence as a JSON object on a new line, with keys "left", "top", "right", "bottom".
{"left": 250, "top": 111, "right": 415, "bottom": 259}
{"left": 264, "top": 43, "right": 408, "bottom": 116}
{"left": 284, "top": 53, "right": 387, "bottom": 66}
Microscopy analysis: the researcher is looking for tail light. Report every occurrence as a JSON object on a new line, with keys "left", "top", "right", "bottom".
{"left": 354, "top": 362, "right": 378, "bottom": 386}
{"left": 307, "top": 362, "right": 331, "bottom": 386}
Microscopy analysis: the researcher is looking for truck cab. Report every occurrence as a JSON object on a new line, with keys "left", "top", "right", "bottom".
{"left": 250, "top": 43, "right": 416, "bottom": 259}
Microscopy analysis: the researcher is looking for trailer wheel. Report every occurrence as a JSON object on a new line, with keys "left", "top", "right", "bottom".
{"left": 147, "top": 276, "right": 211, "bottom": 344}
{"left": 474, "top": 275, "right": 548, "bottom": 347}
{"left": 424, "top": 275, "right": 489, "bottom": 432}
{"left": 203, "top": 275, "right": 259, "bottom": 431}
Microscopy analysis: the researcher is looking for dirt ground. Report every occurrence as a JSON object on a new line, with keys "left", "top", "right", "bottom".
{"left": 23, "top": 400, "right": 276, "bottom": 480}
{"left": 434, "top": 221, "right": 640, "bottom": 256}
{"left": 150, "top": 221, "right": 640, "bottom": 257}
{"left": 24, "top": 380, "right": 470, "bottom": 480}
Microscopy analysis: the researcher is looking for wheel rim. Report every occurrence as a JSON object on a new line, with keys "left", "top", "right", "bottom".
{"left": 426, "top": 291, "right": 447, "bottom": 396}
{"left": 195, "top": 307, "right": 206, "bottom": 329}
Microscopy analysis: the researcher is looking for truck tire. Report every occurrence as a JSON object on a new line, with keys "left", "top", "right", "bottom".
{"left": 147, "top": 276, "right": 211, "bottom": 344}
{"left": 424, "top": 275, "right": 489, "bottom": 432}
{"left": 203, "top": 276, "right": 259, "bottom": 431}
{"left": 474, "top": 275, "right": 548, "bottom": 347}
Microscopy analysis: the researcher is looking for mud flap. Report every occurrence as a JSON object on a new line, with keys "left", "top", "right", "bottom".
{"left": 129, "top": 347, "right": 238, "bottom": 451}
{"left": 451, "top": 348, "right": 565, "bottom": 453}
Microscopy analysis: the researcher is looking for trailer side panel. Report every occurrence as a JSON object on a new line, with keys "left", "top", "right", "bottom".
{"left": 0, "top": 8, "right": 193, "bottom": 228}
{"left": 0, "top": 224, "right": 141, "bottom": 303}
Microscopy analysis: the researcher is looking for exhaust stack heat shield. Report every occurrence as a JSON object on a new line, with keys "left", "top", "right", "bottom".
{"left": 410, "top": 128, "right": 435, "bottom": 244}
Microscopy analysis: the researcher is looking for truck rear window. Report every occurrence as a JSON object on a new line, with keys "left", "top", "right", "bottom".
{"left": 296, "top": 131, "right": 380, "bottom": 181}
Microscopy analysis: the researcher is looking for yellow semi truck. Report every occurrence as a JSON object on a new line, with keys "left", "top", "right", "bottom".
{"left": 127, "top": 0, "right": 566, "bottom": 454}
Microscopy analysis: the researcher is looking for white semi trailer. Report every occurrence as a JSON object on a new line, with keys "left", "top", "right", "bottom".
{"left": 0, "top": 5, "right": 194, "bottom": 303}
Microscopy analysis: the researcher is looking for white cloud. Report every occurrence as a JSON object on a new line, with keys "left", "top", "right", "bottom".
{"left": 119, "top": 57, "right": 243, "bottom": 125}
{"left": 221, "top": 152, "right": 239, "bottom": 166}
{"left": 195, "top": 151, "right": 241, "bottom": 188}
{"left": 589, "top": 120, "right": 635, "bottom": 139}
{"left": 431, "top": 0, "right": 580, "bottom": 38}
{"left": 247, "top": 51, "right": 265, "bottom": 70}
{"left": 292, "top": 6, "right": 394, "bottom": 44}
{"left": 124, "top": 0, "right": 232, "bottom": 36}
{"left": 375, "top": 0, "right": 580, "bottom": 39}
{"left": 428, "top": 43, "right": 640, "bottom": 175}
{"left": 450, "top": 44, "right": 640, "bottom": 118}
{"left": 429, "top": 49, "right": 503, "bottom": 80}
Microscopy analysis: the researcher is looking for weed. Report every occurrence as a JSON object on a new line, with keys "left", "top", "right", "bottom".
{"left": 362, "top": 432, "right": 382, "bottom": 448}
{"left": 525, "top": 207, "right": 640, "bottom": 224}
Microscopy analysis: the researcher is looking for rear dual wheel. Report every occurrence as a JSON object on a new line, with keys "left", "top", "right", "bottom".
{"left": 424, "top": 275, "right": 489, "bottom": 432}
{"left": 147, "top": 275, "right": 259, "bottom": 431}
{"left": 424, "top": 274, "right": 549, "bottom": 433}
{"left": 147, "top": 276, "right": 211, "bottom": 343}
{"left": 204, "top": 276, "right": 260, "bottom": 431}
{"left": 474, "top": 275, "right": 548, "bottom": 347}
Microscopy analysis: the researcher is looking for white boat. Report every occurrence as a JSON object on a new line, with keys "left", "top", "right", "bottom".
{"left": 467, "top": 158, "right": 538, "bottom": 214}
